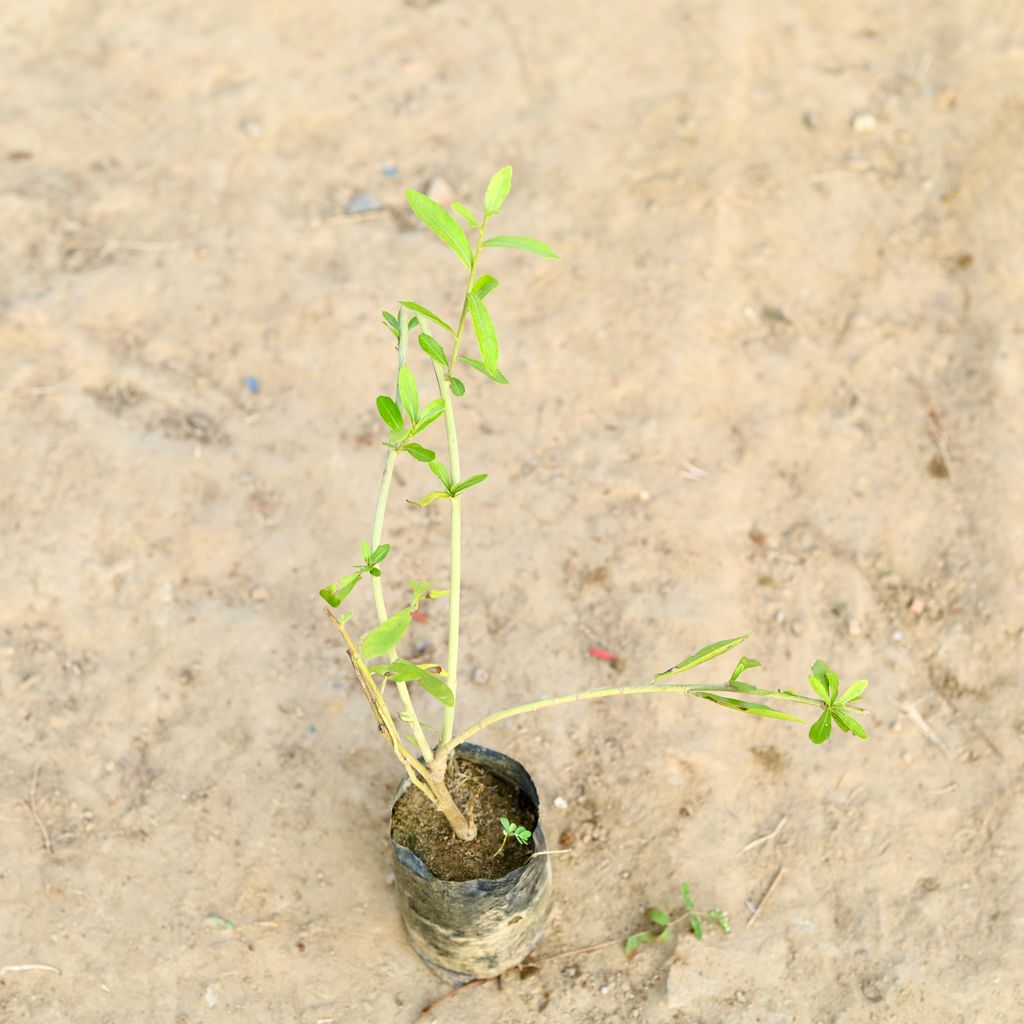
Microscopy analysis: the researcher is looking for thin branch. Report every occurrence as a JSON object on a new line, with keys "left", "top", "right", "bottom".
{"left": 747, "top": 866, "right": 785, "bottom": 926}
{"left": 26, "top": 765, "right": 53, "bottom": 854}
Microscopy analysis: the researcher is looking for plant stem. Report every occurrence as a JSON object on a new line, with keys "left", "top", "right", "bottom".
{"left": 436, "top": 214, "right": 489, "bottom": 747}
{"left": 433, "top": 681, "right": 831, "bottom": 769}
{"left": 369, "top": 307, "right": 433, "bottom": 763}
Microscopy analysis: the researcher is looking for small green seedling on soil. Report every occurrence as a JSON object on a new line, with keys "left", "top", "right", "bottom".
{"left": 320, "top": 166, "right": 869, "bottom": 843}
{"left": 625, "top": 883, "right": 730, "bottom": 957}
{"left": 494, "top": 817, "right": 533, "bottom": 858}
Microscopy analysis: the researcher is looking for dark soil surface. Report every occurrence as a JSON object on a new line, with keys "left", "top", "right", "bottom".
{"left": 392, "top": 757, "right": 538, "bottom": 881}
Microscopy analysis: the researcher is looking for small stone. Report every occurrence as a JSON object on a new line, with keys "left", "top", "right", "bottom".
{"left": 250, "top": 585, "right": 270, "bottom": 603}
{"left": 471, "top": 666, "right": 489, "bottom": 684}
{"left": 425, "top": 175, "right": 456, "bottom": 206}
{"left": 802, "top": 111, "right": 818, "bottom": 129}
{"left": 553, "top": 796, "right": 568, "bottom": 810}
{"left": 345, "top": 191, "right": 382, "bottom": 215}
{"left": 848, "top": 619, "right": 863, "bottom": 638}
{"left": 908, "top": 596, "right": 926, "bottom": 616}
{"left": 240, "top": 118, "right": 264, "bottom": 137}
{"left": 185, "top": 411, "right": 215, "bottom": 442}
{"left": 851, "top": 111, "right": 877, "bottom": 133}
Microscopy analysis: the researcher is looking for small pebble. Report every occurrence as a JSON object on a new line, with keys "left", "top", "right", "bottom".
{"left": 553, "top": 796, "right": 568, "bottom": 810}
{"left": 251, "top": 586, "right": 270, "bottom": 603}
{"left": 471, "top": 666, "right": 489, "bottom": 684}
{"left": 851, "top": 111, "right": 877, "bottom": 133}
{"left": 345, "top": 191, "right": 382, "bottom": 215}
{"left": 185, "top": 411, "right": 215, "bottom": 442}
{"left": 802, "top": 111, "right": 818, "bottom": 129}
{"left": 381, "top": 162, "right": 399, "bottom": 177}
{"left": 239, "top": 118, "right": 263, "bottom": 137}
{"left": 425, "top": 175, "right": 456, "bottom": 206}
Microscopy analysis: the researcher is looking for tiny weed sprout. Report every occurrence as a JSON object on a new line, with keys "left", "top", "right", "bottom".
{"left": 494, "top": 817, "right": 533, "bottom": 858}
{"left": 320, "top": 166, "right": 869, "bottom": 845}
{"left": 624, "top": 883, "right": 730, "bottom": 957}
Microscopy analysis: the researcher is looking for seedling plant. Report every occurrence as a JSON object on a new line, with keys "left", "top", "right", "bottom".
{"left": 494, "top": 818, "right": 533, "bottom": 858}
{"left": 321, "top": 167, "right": 869, "bottom": 843}
{"left": 625, "top": 882, "right": 730, "bottom": 957}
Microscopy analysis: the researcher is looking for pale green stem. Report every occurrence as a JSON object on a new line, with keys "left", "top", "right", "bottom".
{"left": 436, "top": 216, "right": 489, "bottom": 746}
{"left": 369, "top": 308, "right": 433, "bottom": 763}
{"left": 434, "top": 682, "right": 836, "bottom": 768}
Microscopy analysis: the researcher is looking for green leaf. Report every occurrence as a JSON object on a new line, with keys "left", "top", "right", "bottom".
{"left": 727, "top": 681, "right": 759, "bottom": 693}
{"left": 377, "top": 658, "right": 454, "bottom": 706}
{"left": 808, "top": 673, "right": 830, "bottom": 702}
{"left": 406, "top": 190, "right": 474, "bottom": 268}
{"left": 369, "top": 544, "right": 390, "bottom": 565}
{"left": 681, "top": 883, "right": 695, "bottom": 910}
{"left": 484, "top": 165, "right": 513, "bottom": 215}
{"left": 409, "top": 399, "right": 445, "bottom": 436}
{"left": 809, "top": 709, "right": 833, "bottom": 744}
{"left": 500, "top": 817, "right": 511, "bottom": 831}
{"left": 403, "top": 442, "right": 436, "bottom": 463}
{"left": 689, "top": 913, "right": 703, "bottom": 940}
{"left": 449, "top": 376, "right": 466, "bottom": 397}
{"left": 624, "top": 932, "right": 653, "bottom": 957}
{"left": 459, "top": 355, "right": 509, "bottom": 385}
{"left": 429, "top": 460, "right": 453, "bottom": 491}
{"left": 471, "top": 274, "right": 499, "bottom": 299}
{"left": 360, "top": 609, "right": 412, "bottom": 660}
{"left": 654, "top": 635, "right": 750, "bottom": 681}
{"left": 382, "top": 310, "right": 399, "bottom": 338}
{"left": 368, "top": 567, "right": 381, "bottom": 577}
{"left": 839, "top": 679, "right": 869, "bottom": 705}
{"left": 409, "top": 490, "right": 452, "bottom": 508}
{"left": 831, "top": 708, "right": 868, "bottom": 739}
{"left": 826, "top": 669, "right": 840, "bottom": 704}
{"left": 320, "top": 571, "right": 362, "bottom": 607}
{"left": 514, "top": 827, "right": 532, "bottom": 845}
{"left": 418, "top": 333, "right": 449, "bottom": 368}
{"left": 695, "top": 692, "right": 804, "bottom": 722}
{"left": 483, "top": 235, "right": 558, "bottom": 259}
{"left": 398, "top": 364, "right": 419, "bottom": 422}
{"left": 810, "top": 660, "right": 828, "bottom": 684}
{"left": 453, "top": 473, "right": 487, "bottom": 495}
{"left": 452, "top": 202, "right": 479, "bottom": 228}
{"left": 708, "top": 909, "right": 730, "bottom": 934}
{"left": 401, "top": 301, "right": 454, "bottom": 336}
{"left": 648, "top": 907, "right": 670, "bottom": 928}
{"left": 467, "top": 293, "right": 499, "bottom": 375}
{"left": 730, "top": 656, "right": 761, "bottom": 683}
{"left": 376, "top": 395, "right": 403, "bottom": 430}
{"left": 360, "top": 541, "right": 371, "bottom": 563}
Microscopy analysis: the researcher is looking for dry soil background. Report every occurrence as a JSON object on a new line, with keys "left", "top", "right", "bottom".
{"left": 3, "top": 2, "right": 1024, "bottom": 1022}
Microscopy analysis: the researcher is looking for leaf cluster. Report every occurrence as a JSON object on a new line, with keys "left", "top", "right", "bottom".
{"left": 624, "top": 882, "right": 730, "bottom": 957}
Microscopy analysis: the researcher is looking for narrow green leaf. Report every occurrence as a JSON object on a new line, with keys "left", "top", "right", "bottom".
{"left": 419, "top": 333, "right": 449, "bottom": 368}
{"left": 808, "top": 673, "right": 830, "bottom": 702}
{"left": 810, "top": 660, "right": 828, "bottom": 684}
{"left": 376, "top": 395, "right": 403, "bottom": 430}
{"left": 500, "top": 817, "right": 511, "bottom": 830}
{"left": 403, "top": 442, "right": 436, "bottom": 463}
{"left": 831, "top": 708, "right": 868, "bottom": 739}
{"left": 654, "top": 635, "right": 750, "bottom": 681}
{"left": 648, "top": 907, "right": 670, "bottom": 928}
{"left": 452, "top": 202, "right": 479, "bottom": 228}
{"left": 839, "top": 679, "right": 869, "bottom": 705}
{"left": 382, "top": 310, "right": 399, "bottom": 338}
{"left": 809, "top": 709, "right": 833, "bottom": 744}
{"left": 471, "top": 274, "right": 499, "bottom": 299}
{"left": 467, "top": 293, "right": 499, "bottom": 374}
{"left": 483, "top": 235, "right": 558, "bottom": 259}
{"left": 453, "top": 473, "right": 488, "bottom": 495}
{"left": 377, "top": 658, "right": 454, "bottom": 706}
{"left": 708, "top": 909, "right": 730, "bottom": 934}
{"left": 681, "top": 883, "right": 695, "bottom": 910}
{"left": 360, "top": 541, "right": 372, "bottom": 562}
{"left": 728, "top": 681, "right": 759, "bottom": 693}
{"left": 400, "top": 301, "right": 454, "bottom": 336}
{"left": 624, "top": 932, "right": 653, "bottom": 957}
{"left": 730, "top": 656, "right": 761, "bottom": 683}
{"left": 319, "top": 586, "right": 341, "bottom": 608}
{"left": 689, "top": 913, "right": 703, "bottom": 940}
{"left": 407, "top": 580, "right": 435, "bottom": 608}
{"left": 409, "top": 490, "right": 451, "bottom": 508}
{"left": 360, "top": 609, "right": 412, "bottom": 660}
{"left": 826, "top": 669, "right": 840, "bottom": 704}
{"left": 406, "top": 190, "right": 474, "bottom": 268}
{"left": 449, "top": 376, "right": 466, "bottom": 397}
{"left": 408, "top": 400, "right": 445, "bottom": 437}
{"left": 695, "top": 693, "right": 803, "bottom": 722}
{"left": 484, "top": 165, "right": 513, "bottom": 215}
{"left": 369, "top": 544, "right": 390, "bottom": 565}
{"left": 459, "top": 355, "right": 509, "bottom": 385}
{"left": 398, "top": 365, "right": 419, "bottom": 422}
{"left": 428, "top": 460, "right": 453, "bottom": 491}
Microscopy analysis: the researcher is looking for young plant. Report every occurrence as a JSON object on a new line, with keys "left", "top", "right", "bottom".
{"left": 320, "top": 167, "right": 869, "bottom": 842}
{"left": 624, "top": 882, "right": 730, "bottom": 957}
{"left": 494, "top": 818, "right": 533, "bottom": 858}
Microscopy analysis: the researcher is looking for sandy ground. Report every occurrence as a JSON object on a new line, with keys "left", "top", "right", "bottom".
{"left": 3, "top": 1, "right": 1023, "bottom": 1021}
